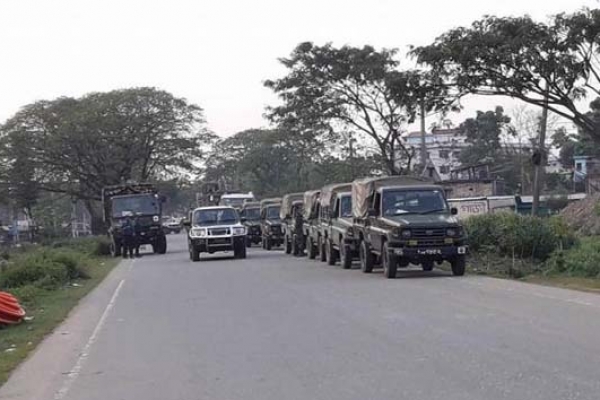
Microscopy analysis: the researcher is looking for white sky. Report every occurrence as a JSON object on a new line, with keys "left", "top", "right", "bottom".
{"left": 0, "top": 0, "right": 597, "bottom": 136}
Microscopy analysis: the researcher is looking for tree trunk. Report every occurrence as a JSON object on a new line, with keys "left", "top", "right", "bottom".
{"left": 85, "top": 200, "right": 106, "bottom": 235}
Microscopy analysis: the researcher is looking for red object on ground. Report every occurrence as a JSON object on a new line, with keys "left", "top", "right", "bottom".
{"left": 0, "top": 292, "right": 26, "bottom": 325}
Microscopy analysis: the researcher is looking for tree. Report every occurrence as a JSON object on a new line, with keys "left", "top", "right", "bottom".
{"left": 0, "top": 87, "right": 214, "bottom": 232}
{"left": 265, "top": 42, "right": 454, "bottom": 175}
{"left": 459, "top": 106, "right": 512, "bottom": 165}
{"left": 412, "top": 8, "right": 600, "bottom": 139}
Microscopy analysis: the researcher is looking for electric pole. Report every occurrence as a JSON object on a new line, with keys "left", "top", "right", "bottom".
{"left": 420, "top": 98, "right": 427, "bottom": 173}
{"left": 532, "top": 90, "right": 549, "bottom": 216}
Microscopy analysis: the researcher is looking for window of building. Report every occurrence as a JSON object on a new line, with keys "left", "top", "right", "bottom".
{"left": 439, "top": 150, "right": 450, "bottom": 159}
{"left": 439, "top": 165, "right": 450, "bottom": 174}
{"left": 576, "top": 162, "right": 582, "bottom": 172}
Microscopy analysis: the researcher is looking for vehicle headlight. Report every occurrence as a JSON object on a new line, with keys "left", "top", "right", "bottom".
{"left": 401, "top": 229, "right": 411, "bottom": 238}
{"left": 232, "top": 227, "right": 246, "bottom": 236}
{"left": 446, "top": 228, "right": 458, "bottom": 237}
{"left": 190, "top": 228, "right": 207, "bottom": 238}
{"left": 153, "top": 215, "right": 160, "bottom": 222}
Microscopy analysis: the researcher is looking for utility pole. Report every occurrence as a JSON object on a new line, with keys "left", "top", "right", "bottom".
{"left": 532, "top": 90, "right": 549, "bottom": 216}
{"left": 420, "top": 98, "right": 427, "bottom": 173}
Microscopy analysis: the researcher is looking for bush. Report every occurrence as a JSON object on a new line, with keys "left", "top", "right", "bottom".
{"left": 546, "top": 237, "right": 600, "bottom": 278}
{"left": 465, "top": 213, "right": 574, "bottom": 261}
{"left": 49, "top": 237, "right": 111, "bottom": 257}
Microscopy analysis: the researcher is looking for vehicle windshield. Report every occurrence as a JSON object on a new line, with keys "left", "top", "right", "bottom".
{"left": 340, "top": 195, "right": 352, "bottom": 218}
{"left": 242, "top": 208, "right": 260, "bottom": 220}
{"left": 194, "top": 208, "right": 239, "bottom": 226}
{"left": 381, "top": 189, "right": 447, "bottom": 216}
{"left": 266, "top": 206, "right": 281, "bottom": 220}
{"left": 221, "top": 197, "right": 252, "bottom": 208}
{"left": 112, "top": 194, "right": 159, "bottom": 218}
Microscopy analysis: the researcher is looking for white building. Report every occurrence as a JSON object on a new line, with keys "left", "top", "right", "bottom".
{"left": 406, "top": 128, "right": 467, "bottom": 180}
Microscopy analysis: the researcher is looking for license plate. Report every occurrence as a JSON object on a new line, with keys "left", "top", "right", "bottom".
{"left": 417, "top": 249, "right": 442, "bottom": 255}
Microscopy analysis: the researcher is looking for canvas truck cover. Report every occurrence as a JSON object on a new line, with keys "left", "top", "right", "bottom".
{"left": 303, "top": 190, "right": 321, "bottom": 220}
{"left": 101, "top": 183, "right": 157, "bottom": 223}
{"left": 241, "top": 201, "right": 261, "bottom": 210}
{"left": 260, "top": 198, "right": 282, "bottom": 211}
{"left": 320, "top": 183, "right": 352, "bottom": 210}
{"left": 280, "top": 193, "right": 304, "bottom": 219}
{"left": 352, "top": 176, "right": 432, "bottom": 219}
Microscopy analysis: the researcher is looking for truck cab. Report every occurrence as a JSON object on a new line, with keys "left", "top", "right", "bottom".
{"left": 353, "top": 176, "right": 468, "bottom": 279}
{"left": 102, "top": 184, "right": 167, "bottom": 257}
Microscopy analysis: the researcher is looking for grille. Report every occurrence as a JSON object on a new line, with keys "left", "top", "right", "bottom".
{"left": 209, "top": 228, "right": 230, "bottom": 236}
{"left": 208, "top": 238, "right": 232, "bottom": 245}
{"left": 411, "top": 228, "right": 445, "bottom": 238}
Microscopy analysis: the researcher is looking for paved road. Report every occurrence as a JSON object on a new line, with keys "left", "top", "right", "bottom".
{"left": 3, "top": 234, "right": 600, "bottom": 400}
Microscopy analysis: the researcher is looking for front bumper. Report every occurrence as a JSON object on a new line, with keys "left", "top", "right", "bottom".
{"left": 190, "top": 235, "right": 246, "bottom": 252}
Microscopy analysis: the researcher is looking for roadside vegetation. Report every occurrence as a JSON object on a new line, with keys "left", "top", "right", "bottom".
{"left": 464, "top": 213, "right": 600, "bottom": 291}
{"left": 0, "top": 237, "right": 115, "bottom": 386}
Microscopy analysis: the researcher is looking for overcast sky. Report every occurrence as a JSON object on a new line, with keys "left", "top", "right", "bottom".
{"left": 0, "top": 0, "right": 597, "bottom": 136}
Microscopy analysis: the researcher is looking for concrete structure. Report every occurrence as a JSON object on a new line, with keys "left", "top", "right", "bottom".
{"left": 406, "top": 128, "right": 466, "bottom": 180}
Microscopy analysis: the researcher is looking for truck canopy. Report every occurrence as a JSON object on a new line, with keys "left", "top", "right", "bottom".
{"left": 260, "top": 198, "right": 282, "bottom": 210}
{"left": 101, "top": 183, "right": 158, "bottom": 222}
{"left": 320, "top": 183, "right": 352, "bottom": 210}
{"left": 352, "top": 176, "right": 432, "bottom": 219}
{"left": 241, "top": 201, "right": 261, "bottom": 210}
{"left": 303, "top": 190, "right": 320, "bottom": 220}
{"left": 280, "top": 193, "right": 304, "bottom": 219}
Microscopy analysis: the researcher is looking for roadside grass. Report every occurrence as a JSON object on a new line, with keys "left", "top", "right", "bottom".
{"left": 0, "top": 246, "right": 117, "bottom": 386}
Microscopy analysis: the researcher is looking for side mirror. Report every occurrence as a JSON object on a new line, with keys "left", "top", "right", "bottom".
{"left": 451, "top": 207, "right": 458, "bottom": 215}
{"left": 367, "top": 208, "right": 377, "bottom": 217}
{"left": 183, "top": 220, "right": 191, "bottom": 228}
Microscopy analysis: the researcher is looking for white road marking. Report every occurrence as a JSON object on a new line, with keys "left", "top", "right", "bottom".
{"left": 54, "top": 279, "right": 126, "bottom": 400}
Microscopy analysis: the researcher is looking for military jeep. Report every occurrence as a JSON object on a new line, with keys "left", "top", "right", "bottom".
{"left": 240, "top": 201, "right": 262, "bottom": 247}
{"left": 260, "top": 198, "right": 283, "bottom": 250}
{"left": 280, "top": 193, "right": 305, "bottom": 256}
{"left": 320, "top": 183, "right": 358, "bottom": 269}
{"left": 302, "top": 190, "right": 321, "bottom": 260}
{"left": 352, "top": 176, "right": 468, "bottom": 279}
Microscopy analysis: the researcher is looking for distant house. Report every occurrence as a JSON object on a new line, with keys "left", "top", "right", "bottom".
{"left": 405, "top": 128, "right": 467, "bottom": 180}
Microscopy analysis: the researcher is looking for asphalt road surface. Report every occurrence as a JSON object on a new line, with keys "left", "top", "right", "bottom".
{"left": 3, "top": 234, "right": 600, "bottom": 400}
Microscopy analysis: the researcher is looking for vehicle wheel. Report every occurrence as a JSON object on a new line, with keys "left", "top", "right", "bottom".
{"left": 360, "top": 241, "right": 374, "bottom": 273}
{"left": 265, "top": 237, "right": 272, "bottom": 251}
{"left": 340, "top": 243, "right": 352, "bottom": 270}
{"left": 234, "top": 242, "right": 247, "bottom": 259}
{"left": 326, "top": 239, "right": 337, "bottom": 266}
{"left": 261, "top": 238, "right": 266, "bottom": 249}
{"left": 285, "top": 235, "right": 292, "bottom": 254}
{"left": 109, "top": 239, "right": 122, "bottom": 258}
{"left": 318, "top": 236, "right": 327, "bottom": 262}
{"left": 246, "top": 237, "right": 252, "bottom": 248}
{"left": 422, "top": 260, "right": 434, "bottom": 272}
{"left": 451, "top": 255, "right": 466, "bottom": 276}
{"left": 307, "top": 237, "right": 317, "bottom": 260}
{"left": 291, "top": 236, "right": 298, "bottom": 256}
{"left": 382, "top": 242, "right": 397, "bottom": 279}
{"left": 156, "top": 236, "right": 167, "bottom": 254}
{"left": 191, "top": 246, "right": 200, "bottom": 262}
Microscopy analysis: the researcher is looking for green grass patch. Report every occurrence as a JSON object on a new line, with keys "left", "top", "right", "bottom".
{"left": 0, "top": 237, "right": 117, "bottom": 387}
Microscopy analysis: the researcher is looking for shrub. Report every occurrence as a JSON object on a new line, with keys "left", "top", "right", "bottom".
{"left": 546, "top": 237, "right": 600, "bottom": 278}
{"left": 465, "top": 213, "right": 574, "bottom": 261}
{"left": 49, "top": 237, "right": 111, "bottom": 257}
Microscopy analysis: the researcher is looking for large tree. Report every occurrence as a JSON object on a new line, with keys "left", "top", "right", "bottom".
{"left": 265, "top": 42, "right": 453, "bottom": 175}
{"left": 0, "top": 87, "right": 214, "bottom": 231}
{"left": 412, "top": 8, "right": 600, "bottom": 138}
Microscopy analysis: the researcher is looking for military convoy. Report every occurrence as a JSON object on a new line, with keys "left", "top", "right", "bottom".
{"left": 182, "top": 175, "right": 468, "bottom": 276}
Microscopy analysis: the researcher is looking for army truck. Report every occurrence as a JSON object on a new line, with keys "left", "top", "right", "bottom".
{"left": 320, "top": 183, "right": 357, "bottom": 269}
{"left": 302, "top": 190, "right": 321, "bottom": 259}
{"left": 352, "top": 176, "right": 468, "bottom": 279}
{"left": 102, "top": 183, "right": 167, "bottom": 257}
{"left": 260, "top": 198, "right": 283, "bottom": 250}
{"left": 280, "top": 193, "right": 304, "bottom": 256}
{"left": 240, "top": 201, "right": 262, "bottom": 247}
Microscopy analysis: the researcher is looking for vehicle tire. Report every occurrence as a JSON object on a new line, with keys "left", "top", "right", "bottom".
{"left": 234, "top": 242, "right": 247, "bottom": 259}
{"left": 156, "top": 236, "right": 167, "bottom": 254}
{"left": 261, "top": 238, "right": 266, "bottom": 249}
{"left": 340, "top": 243, "right": 352, "bottom": 270}
{"left": 285, "top": 235, "right": 292, "bottom": 254}
{"left": 422, "top": 260, "right": 434, "bottom": 272}
{"left": 291, "top": 235, "right": 298, "bottom": 256}
{"left": 318, "top": 236, "right": 327, "bottom": 262}
{"left": 246, "top": 237, "right": 252, "bottom": 248}
{"left": 326, "top": 239, "right": 337, "bottom": 266}
{"left": 307, "top": 237, "right": 317, "bottom": 260}
{"left": 382, "top": 242, "right": 397, "bottom": 279}
{"left": 191, "top": 246, "right": 200, "bottom": 262}
{"left": 360, "top": 241, "right": 374, "bottom": 273}
{"left": 265, "top": 237, "right": 272, "bottom": 251}
{"left": 240, "top": 244, "right": 247, "bottom": 259}
{"left": 451, "top": 255, "right": 466, "bottom": 276}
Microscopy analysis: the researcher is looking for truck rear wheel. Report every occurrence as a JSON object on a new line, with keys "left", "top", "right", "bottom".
{"left": 382, "top": 243, "right": 397, "bottom": 279}
{"left": 318, "top": 237, "right": 327, "bottom": 262}
{"left": 307, "top": 237, "right": 317, "bottom": 260}
{"left": 265, "top": 237, "right": 272, "bottom": 251}
{"left": 451, "top": 255, "right": 466, "bottom": 276}
{"left": 285, "top": 235, "right": 292, "bottom": 254}
{"left": 154, "top": 236, "right": 167, "bottom": 254}
{"left": 422, "top": 261, "right": 434, "bottom": 272}
{"left": 326, "top": 239, "right": 337, "bottom": 266}
{"left": 340, "top": 243, "right": 352, "bottom": 269}
{"left": 360, "top": 241, "right": 374, "bottom": 273}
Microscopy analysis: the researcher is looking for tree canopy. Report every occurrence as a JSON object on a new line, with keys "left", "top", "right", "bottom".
{"left": 412, "top": 8, "right": 600, "bottom": 139}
